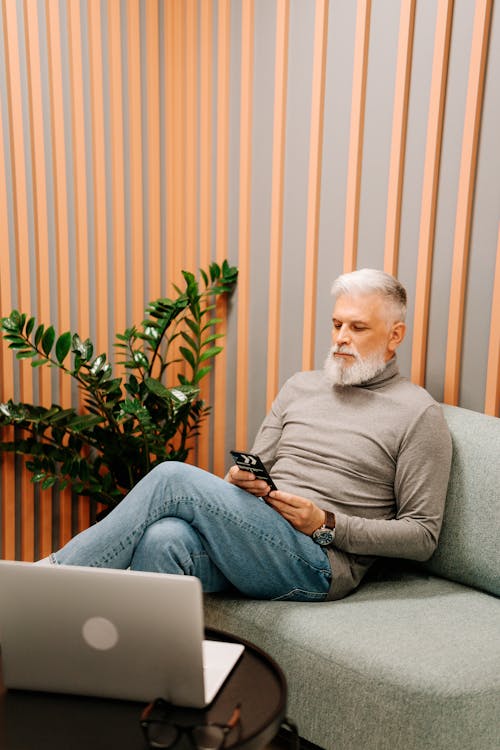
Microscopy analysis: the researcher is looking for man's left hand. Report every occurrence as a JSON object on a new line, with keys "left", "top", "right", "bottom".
{"left": 266, "top": 491, "right": 325, "bottom": 536}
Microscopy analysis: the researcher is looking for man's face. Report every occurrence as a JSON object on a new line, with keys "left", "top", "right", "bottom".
{"left": 324, "top": 293, "right": 405, "bottom": 386}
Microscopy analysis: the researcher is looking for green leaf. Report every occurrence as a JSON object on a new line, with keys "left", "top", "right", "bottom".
{"left": 144, "top": 378, "right": 171, "bottom": 399}
{"left": 199, "top": 346, "right": 223, "bottom": 363}
{"left": 90, "top": 353, "right": 106, "bottom": 375}
{"left": 16, "top": 350, "right": 37, "bottom": 359}
{"left": 41, "top": 326, "right": 55, "bottom": 356}
{"left": 132, "top": 351, "right": 149, "bottom": 368}
{"left": 26, "top": 317, "right": 36, "bottom": 336}
{"left": 202, "top": 333, "right": 224, "bottom": 346}
{"left": 34, "top": 323, "right": 45, "bottom": 346}
{"left": 179, "top": 346, "right": 196, "bottom": 369}
{"left": 41, "top": 476, "right": 57, "bottom": 490}
{"left": 193, "top": 365, "right": 212, "bottom": 383}
{"left": 55, "top": 331, "right": 72, "bottom": 363}
{"left": 181, "top": 331, "right": 197, "bottom": 350}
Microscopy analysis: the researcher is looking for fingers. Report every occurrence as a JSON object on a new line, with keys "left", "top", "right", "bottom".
{"left": 227, "top": 466, "right": 270, "bottom": 496}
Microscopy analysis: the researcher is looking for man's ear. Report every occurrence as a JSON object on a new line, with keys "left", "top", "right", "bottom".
{"left": 388, "top": 322, "right": 406, "bottom": 352}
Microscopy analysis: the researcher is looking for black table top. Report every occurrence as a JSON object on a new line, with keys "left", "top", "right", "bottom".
{"left": 0, "top": 628, "right": 287, "bottom": 750}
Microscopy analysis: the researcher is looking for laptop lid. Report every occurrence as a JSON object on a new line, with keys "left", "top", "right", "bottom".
{"left": 0, "top": 561, "right": 243, "bottom": 707}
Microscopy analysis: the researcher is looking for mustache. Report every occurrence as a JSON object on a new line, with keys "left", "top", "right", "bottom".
{"left": 331, "top": 344, "right": 359, "bottom": 358}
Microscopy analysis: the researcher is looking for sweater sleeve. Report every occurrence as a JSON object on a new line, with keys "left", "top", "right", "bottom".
{"left": 332, "top": 404, "right": 452, "bottom": 561}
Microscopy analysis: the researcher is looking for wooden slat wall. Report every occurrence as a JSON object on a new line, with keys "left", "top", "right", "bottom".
{"left": 1, "top": 0, "right": 499, "bottom": 560}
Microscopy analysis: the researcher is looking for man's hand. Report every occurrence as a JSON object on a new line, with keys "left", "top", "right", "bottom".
{"left": 266, "top": 491, "right": 325, "bottom": 536}
{"left": 225, "top": 466, "right": 272, "bottom": 497}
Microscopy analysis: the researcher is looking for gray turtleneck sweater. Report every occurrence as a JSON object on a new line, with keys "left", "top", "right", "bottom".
{"left": 251, "top": 357, "right": 452, "bottom": 600}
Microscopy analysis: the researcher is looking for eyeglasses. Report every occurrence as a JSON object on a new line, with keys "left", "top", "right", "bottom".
{"left": 140, "top": 698, "right": 242, "bottom": 750}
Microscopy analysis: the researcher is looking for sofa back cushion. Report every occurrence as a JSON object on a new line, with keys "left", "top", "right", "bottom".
{"left": 421, "top": 405, "right": 500, "bottom": 596}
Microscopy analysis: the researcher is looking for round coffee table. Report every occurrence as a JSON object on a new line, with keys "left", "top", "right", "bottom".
{"left": 0, "top": 628, "right": 288, "bottom": 750}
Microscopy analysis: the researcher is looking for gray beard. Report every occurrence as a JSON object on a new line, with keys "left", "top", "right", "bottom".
{"left": 323, "top": 345, "right": 388, "bottom": 386}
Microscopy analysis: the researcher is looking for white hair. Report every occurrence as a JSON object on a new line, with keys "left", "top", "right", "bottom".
{"left": 331, "top": 268, "right": 407, "bottom": 323}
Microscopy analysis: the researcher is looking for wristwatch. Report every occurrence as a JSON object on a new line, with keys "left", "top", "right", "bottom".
{"left": 312, "top": 510, "right": 336, "bottom": 547}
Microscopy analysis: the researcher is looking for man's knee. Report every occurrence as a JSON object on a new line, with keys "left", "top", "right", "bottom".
{"left": 140, "top": 517, "right": 201, "bottom": 558}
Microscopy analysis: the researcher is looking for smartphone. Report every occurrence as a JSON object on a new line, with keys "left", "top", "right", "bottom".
{"left": 229, "top": 450, "right": 277, "bottom": 492}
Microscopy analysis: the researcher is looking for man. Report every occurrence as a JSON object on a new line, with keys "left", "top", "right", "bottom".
{"left": 43, "top": 269, "right": 452, "bottom": 601}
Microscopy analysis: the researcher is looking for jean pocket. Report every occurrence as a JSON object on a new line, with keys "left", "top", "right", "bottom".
{"left": 271, "top": 588, "right": 328, "bottom": 602}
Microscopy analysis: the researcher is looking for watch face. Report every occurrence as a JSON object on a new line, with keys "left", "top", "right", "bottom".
{"left": 312, "top": 527, "right": 335, "bottom": 546}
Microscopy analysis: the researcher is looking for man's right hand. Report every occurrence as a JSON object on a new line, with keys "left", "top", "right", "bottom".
{"left": 225, "top": 466, "right": 271, "bottom": 497}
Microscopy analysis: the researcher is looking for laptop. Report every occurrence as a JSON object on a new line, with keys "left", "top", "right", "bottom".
{"left": 0, "top": 561, "right": 244, "bottom": 707}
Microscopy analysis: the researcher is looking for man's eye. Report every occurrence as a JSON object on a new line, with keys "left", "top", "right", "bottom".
{"left": 353, "top": 326, "right": 367, "bottom": 331}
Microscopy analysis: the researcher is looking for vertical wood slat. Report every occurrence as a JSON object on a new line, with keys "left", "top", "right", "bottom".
{"left": 127, "top": 0, "right": 144, "bottom": 327}
{"left": 383, "top": 0, "right": 416, "bottom": 276}
{"left": 197, "top": 0, "right": 214, "bottom": 470}
{"left": 24, "top": 0, "right": 53, "bottom": 555}
{"left": 88, "top": 0, "right": 109, "bottom": 359}
{"left": 68, "top": 0, "right": 92, "bottom": 532}
{"left": 301, "top": 0, "right": 329, "bottom": 372}
{"left": 108, "top": 0, "right": 126, "bottom": 338}
{"left": 165, "top": 0, "right": 175, "bottom": 287}
{"left": 343, "top": 0, "right": 371, "bottom": 273}
{"left": 172, "top": 0, "right": 185, "bottom": 282}
{"left": 45, "top": 0, "right": 73, "bottom": 548}
{"left": 213, "top": 0, "right": 231, "bottom": 475}
{"left": 184, "top": 0, "right": 198, "bottom": 463}
{"left": 484, "top": 226, "right": 500, "bottom": 416}
{"left": 266, "top": 0, "right": 290, "bottom": 410}
{"left": 145, "top": 0, "right": 161, "bottom": 302}
{"left": 411, "top": 0, "right": 454, "bottom": 386}
{"left": 444, "top": 0, "right": 492, "bottom": 405}
{"left": 0, "top": 63, "right": 16, "bottom": 560}
{"left": 235, "top": 0, "right": 255, "bottom": 449}
{"left": 185, "top": 0, "right": 198, "bottom": 273}
{"left": 2, "top": 0, "right": 35, "bottom": 560}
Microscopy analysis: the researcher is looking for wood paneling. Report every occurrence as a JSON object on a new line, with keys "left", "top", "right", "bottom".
{"left": 1, "top": 0, "right": 499, "bottom": 560}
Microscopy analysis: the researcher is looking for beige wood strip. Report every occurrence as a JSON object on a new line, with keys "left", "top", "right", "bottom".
{"left": 384, "top": 0, "right": 416, "bottom": 276}
{"left": 127, "top": 0, "right": 144, "bottom": 327}
{"left": 107, "top": 0, "right": 126, "bottom": 336}
{"left": 444, "top": 0, "right": 492, "bottom": 405}
{"left": 484, "top": 227, "right": 500, "bottom": 416}
{"left": 167, "top": 0, "right": 186, "bottom": 389}
{"left": 46, "top": 0, "right": 73, "bottom": 548}
{"left": 0, "top": 72, "right": 16, "bottom": 560}
{"left": 302, "top": 0, "right": 329, "bottom": 371}
{"left": 197, "top": 0, "right": 214, "bottom": 470}
{"left": 411, "top": 0, "right": 453, "bottom": 386}
{"left": 235, "top": 0, "right": 255, "bottom": 449}
{"left": 68, "top": 0, "right": 90, "bottom": 340}
{"left": 343, "top": 0, "right": 371, "bottom": 273}
{"left": 146, "top": 0, "right": 161, "bottom": 301}
{"left": 266, "top": 0, "right": 290, "bottom": 410}
{"left": 88, "top": 1, "right": 109, "bottom": 359}
{"left": 3, "top": 0, "right": 35, "bottom": 560}
{"left": 164, "top": 0, "right": 177, "bottom": 388}
{"left": 68, "top": 0, "right": 92, "bottom": 532}
{"left": 213, "top": 0, "right": 231, "bottom": 473}
{"left": 185, "top": 0, "right": 198, "bottom": 273}
{"left": 24, "top": 0, "right": 53, "bottom": 554}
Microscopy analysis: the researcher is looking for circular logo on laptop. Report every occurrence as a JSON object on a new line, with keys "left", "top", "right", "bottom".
{"left": 82, "top": 616, "right": 119, "bottom": 651}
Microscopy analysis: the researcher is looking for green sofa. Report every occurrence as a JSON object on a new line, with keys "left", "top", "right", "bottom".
{"left": 204, "top": 405, "right": 500, "bottom": 750}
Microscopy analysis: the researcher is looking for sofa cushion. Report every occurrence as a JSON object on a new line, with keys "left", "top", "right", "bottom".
{"left": 425, "top": 405, "right": 500, "bottom": 596}
{"left": 204, "top": 571, "right": 500, "bottom": 750}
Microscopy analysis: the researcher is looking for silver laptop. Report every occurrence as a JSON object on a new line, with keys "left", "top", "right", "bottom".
{"left": 0, "top": 561, "right": 244, "bottom": 707}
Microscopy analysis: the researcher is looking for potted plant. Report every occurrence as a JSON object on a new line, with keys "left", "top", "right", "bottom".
{"left": 0, "top": 261, "right": 237, "bottom": 514}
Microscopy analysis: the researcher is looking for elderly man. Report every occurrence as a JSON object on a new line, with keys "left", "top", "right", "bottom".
{"left": 42, "top": 269, "right": 452, "bottom": 601}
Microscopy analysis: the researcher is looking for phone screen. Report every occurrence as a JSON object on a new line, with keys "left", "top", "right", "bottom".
{"left": 229, "top": 451, "right": 277, "bottom": 491}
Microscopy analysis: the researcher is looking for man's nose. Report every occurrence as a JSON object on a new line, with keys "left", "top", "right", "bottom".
{"left": 335, "top": 324, "right": 350, "bottom": 345}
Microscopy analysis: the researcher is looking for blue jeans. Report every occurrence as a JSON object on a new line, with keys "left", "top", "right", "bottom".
{"left": 53, "top": 462, "right": 332, "bottom": 601}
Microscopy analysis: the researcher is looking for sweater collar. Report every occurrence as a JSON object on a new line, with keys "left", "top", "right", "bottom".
{"left": 355, "top": 355, "right": 400, "bottom": 390}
